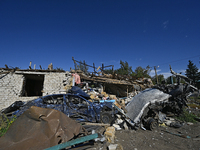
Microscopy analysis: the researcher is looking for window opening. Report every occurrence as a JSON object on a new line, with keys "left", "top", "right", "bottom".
{"left": 22, "top": 74, "right": 44, "bottom": 96}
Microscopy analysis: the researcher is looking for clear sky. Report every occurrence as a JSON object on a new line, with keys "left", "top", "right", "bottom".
{"left": 0, "top": 0, "right": 200, "bottom": 78}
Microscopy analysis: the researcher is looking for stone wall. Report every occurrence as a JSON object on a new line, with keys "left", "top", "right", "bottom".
{"left": 0, "top": 70, "right": 73, "bottom": 111}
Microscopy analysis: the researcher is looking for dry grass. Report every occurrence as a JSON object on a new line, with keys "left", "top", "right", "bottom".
{"left": 0, "top": 114, "right": 16, "bottom": 137}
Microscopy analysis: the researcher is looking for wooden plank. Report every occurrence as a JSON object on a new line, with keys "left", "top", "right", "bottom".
{"left": 15, "top": 71, "right": 48, "bottom": 75}
{"left": 193, "top": 138, "right": 200, "bottom": 141}
{"left": 84, "top": 122, "right": 110, "bottom": 127}
{"left": 0, "top": 71, "right": 11, "bottom": 75}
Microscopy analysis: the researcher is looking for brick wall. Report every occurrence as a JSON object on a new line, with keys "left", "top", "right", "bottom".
{"left": 0, "top": 70, "right": 73, "bottom": 111}
{"left": 0, "top": 71, "right": 24, "bottom": 110}
{"left": 43, "top": 72, "right": 73, "bottom": 95}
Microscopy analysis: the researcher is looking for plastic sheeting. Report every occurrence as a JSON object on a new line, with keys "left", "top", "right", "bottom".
{"left": 69, "top": 86, "right": 90, "bottom": 99}
{"left": 125, "top": 88, "right": 171, "bottom": 124}
{"left": 0, "top": 106, "right": 83, "bottom": 150}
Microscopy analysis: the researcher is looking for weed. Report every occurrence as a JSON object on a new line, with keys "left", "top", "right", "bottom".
{"left": 176, "top": 109, "right": 198, "bottom": 123}
{"left": 0, "top": 114, "right": 16, "bottom": 137}
{"left": 188, "top": 95, "right": 200, "bottom": 103}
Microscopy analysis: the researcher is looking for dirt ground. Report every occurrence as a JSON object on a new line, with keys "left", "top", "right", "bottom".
{"left": 86, "top": 97, "right": 200, "bottom": 150}
{"left": 110, "top": 94, "right": 200, "bottom": 150}
{"left": 115, "top": 122, "right": 200, "bottom": 150}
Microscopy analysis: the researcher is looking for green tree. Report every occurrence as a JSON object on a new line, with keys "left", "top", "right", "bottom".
{"left": 185, "top": 60, "right": 200, "bottom": 85}
{"left": 132, "top": 65, "right": 151, "bottom": 78}
{"left": 104, "top": 69, "right": 113, "bottom": 74}
{"left": 115, "top": 60, "right": 133, "bottom": 75}
{"left": 152, "top": 74, "right": 164, "bottom": 84}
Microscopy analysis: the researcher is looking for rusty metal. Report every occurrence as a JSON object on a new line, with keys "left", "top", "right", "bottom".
{"left": 0, "top": 106, "right": 83, "bottom": 150}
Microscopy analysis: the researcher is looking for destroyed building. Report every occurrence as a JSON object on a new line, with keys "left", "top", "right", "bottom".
{"left": 0, "top": 66, "right": 154, "bottom": 111}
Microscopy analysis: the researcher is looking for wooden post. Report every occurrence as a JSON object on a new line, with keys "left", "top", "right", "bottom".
{"left": 127, "top": 86, "right": 128, "bottom": 98}
{"left": 5, "top": 64, "right": 8, "bottom": 69}
{"left": 84, "top": 60, "right": 86, "bottom": 73}
{"left": 29, "top": 61, "right": 32, "bottom": 69}
{"left": 154, "top": 66, "right": 158, "bottom": 84}
{"left": 102, "top": 63, "right": 104, "bottom": 74}
{"left": 72, "top": 57, "right": 77, "bottom": 71}
{"left": 93, "top": 63, "right": 95, "bottom": 73}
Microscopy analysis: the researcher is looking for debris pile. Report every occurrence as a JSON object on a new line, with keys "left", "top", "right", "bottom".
{"left": 77, "top": 69, "right": 154, "bottom": 97}
{"left": 0, "top": 66, "right": 199, "bottom": 150}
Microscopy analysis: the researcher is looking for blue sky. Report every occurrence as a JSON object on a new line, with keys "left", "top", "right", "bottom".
{"left": 0, "top": 0, "right": 200, "bottom": 78}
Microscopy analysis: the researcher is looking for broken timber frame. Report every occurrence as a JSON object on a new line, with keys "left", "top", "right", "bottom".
{"left": 72, "top": 57, "right": 114, "bottom": 74}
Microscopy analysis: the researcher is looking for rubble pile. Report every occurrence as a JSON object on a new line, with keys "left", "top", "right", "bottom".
{"left": 74, "top": 69, "right": 153, "bottom": 97}
{"left": 0, "top": 67, "right": 199, "bottom": 150}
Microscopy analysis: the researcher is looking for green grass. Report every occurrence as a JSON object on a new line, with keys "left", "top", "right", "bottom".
{"left": 0, "top": 114, "right": 16, "bottom": 137}
{"left": 176, "top": 109, "right": 198, "bottom": 123}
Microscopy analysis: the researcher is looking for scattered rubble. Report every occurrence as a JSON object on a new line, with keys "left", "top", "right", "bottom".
{"left": 0, "top": 65, "right": 199, "bottom": 149}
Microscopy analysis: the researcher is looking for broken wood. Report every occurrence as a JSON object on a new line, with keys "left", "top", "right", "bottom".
{"left": 83, "top": 122, "right": 110, "bottom": 127}
{"left": 5, "top": 64, "right": 8, "bottom": 69}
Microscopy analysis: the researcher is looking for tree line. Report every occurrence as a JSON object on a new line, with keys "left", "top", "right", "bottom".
{"left": 147, "top": 60, "right": 200, "bottom": 86}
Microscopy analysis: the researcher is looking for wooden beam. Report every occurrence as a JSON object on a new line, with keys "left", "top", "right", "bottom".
{"left": 83, "top": 122, "right": 110, "bottom": 127}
